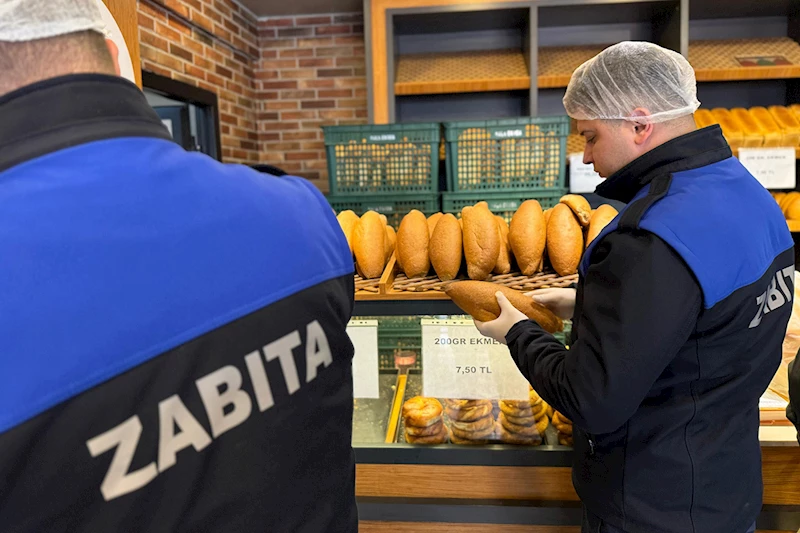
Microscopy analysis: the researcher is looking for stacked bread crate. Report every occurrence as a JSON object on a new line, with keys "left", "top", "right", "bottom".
{"left": 441, "top": 116, "right": 571, "bottom": 222}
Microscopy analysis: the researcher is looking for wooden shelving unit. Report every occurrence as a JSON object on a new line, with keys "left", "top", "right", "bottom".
{"left": 394, "top": 49, "right": 530, "bottom": 96}
{"left": 538, "top": 46, "right": 603, "bottom": 89}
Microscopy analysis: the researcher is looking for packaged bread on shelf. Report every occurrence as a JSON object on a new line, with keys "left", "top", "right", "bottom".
{"left": 547, "top": 204, "right": 583, "bottom": 276}
{"left": 710, "top": 108, "right": 744, "bottom": 149}
{"left": 509, "top": 199, "right": 546, "bottom": 276}
{"left": 336, "top": 210, "right": 359, "bottom": 254}
{"left": 730, "top": 108, "right": 765, "bottom": 148}
{"left": 403, "top": 397, "right": 447, "bottom": 445}
{"left": 397, "top": 209, "right": 430, "bottom": 278}
{"left": 768, "top": 106, "right": 800, "bottom": 148}
{"left": 586, "top": 204, "right": 619, "bottom": 249}
{"left": 749, "top": 106, "right": 783, "bottom": 148}
{"left": 444, "top": 281, "right": 563, "bottom": 333}
{"left": 462, "top": 203, "right": 500, "bottom": 280}
{"left": 693, "top": 109, "right": 717, "bottom": 129}
{"left": 444, "top": 399, "right": 495, "bottom": 445}
{"left": 430, "top": 213, "right": 462, "bottom": 281}
{"left": 352, "top": 211, "right": 386, "bottom": 279}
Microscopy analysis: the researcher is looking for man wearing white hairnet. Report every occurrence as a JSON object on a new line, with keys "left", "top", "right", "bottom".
{"left": 0, "top": 2, "right": 358, "bottom": 532}
{"left": 477, "top": 42, "right": 793, "bottom": 533}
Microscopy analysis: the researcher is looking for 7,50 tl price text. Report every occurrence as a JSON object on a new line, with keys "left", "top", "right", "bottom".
{"left": 456, "top": 366, "right": 492, "bottom": 375}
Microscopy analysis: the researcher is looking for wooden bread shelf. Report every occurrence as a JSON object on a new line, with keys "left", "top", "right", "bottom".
{"left": 538, "top": 39, "right": 800, "bottom": 88}
{"left": 394, "top": 49, "right": 530, "bottom": 96}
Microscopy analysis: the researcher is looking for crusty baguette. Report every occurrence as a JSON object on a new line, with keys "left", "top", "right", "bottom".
{"left": 397, "top": 209, "right": 430, "bottom": 278}
{"left": 385, "top": 225, "right": 397, "bottom": 263}
{"left": 336, "top": 210, "right": 359, "bottom": 254}
{"left": 430, "top": 213, "right": 462, "bottom": 281}
{"left": 585, "top": 204, "right": 619, "bottom": 249}
{"left": 462, "top": 204, "right": 499, "bottom": 280}
{"left": 444, "top": 281, "right": 562, "bottom": 333}
{"left": 494, "top": 215, "right": 512, "bottom": 275}
{"left": 509, "top": 200, "right": 546, "bottom": 276}
{"left": 427, "top": 212, "right": 443, "bottom": 238}
{"left": 353, "top": 211, "right": 386, "bottom": 279}
{"left": 559, "top": 194, "right": 591, "bottom": 226}
{"left": 547, "top": 204, "right": 583, "bottom": 276}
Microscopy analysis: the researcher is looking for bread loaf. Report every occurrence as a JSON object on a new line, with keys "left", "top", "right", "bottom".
{"left": 694, "top": 109, "right": 717, "bottom": 129}
{"left": 397, "top": 210, "right": 430, "bottom": 278}
{"left": 430, "top": 214, "right": 462, "bottom": 281}
{"left": 730, "top": 108, "right": 764, "bottom": 147}
{"left": 462, "top": 204, "right": 500, "bottom": 280}
{"left": 773, "top": 192, "right": 786, "bottom": 205}
{"left": 559, "top": 194, "right": 591, "bottom": 226}
{"left": 336, "top": 210, "right": 359, "bottom": 254}
{"left": 749, "top": 106, "right": 783, "bottom": 147}
{"left": 768, "top": 106, "right": 800, "bottom": 147}
{"left": 353, "top": 211, "right": 386, "bottom": 279}
{"left": 781, "top": 192, "right": 800, "bottom": 214}
{"left": 585, "top": 204, "right": 619, "bottom": 249}
{"left": 710, "top": 108, "right": 744, "bottom": 149}
{"left": 786, "top": 197, "right": 800, "bottom": 221}
{"left": 547, "top": 204, "right": 583, "bottom": 276}
{"left": 444, "top": 281, "right": 562, "bottom": 333}
{"left": 494, "top": 216, "right": 512, "bottom": 275}
{"left": 385, "top": 225, "right": 397, "bottom": 263}
{"left": 427, "top": 212, "right": 443, "bottom": 237}
{"left": 509, "top": 200, "right": 546, "bottom": 276}
{"left": 378, "top": 214, "right": 388, "bottom": 226}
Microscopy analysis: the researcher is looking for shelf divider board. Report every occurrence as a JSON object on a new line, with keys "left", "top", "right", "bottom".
{"left": 394, "top": 49, "right": 531, "bottom": 96}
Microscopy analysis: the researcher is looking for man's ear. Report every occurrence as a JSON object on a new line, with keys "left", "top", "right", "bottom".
{"left": 105, "top": 38, "right": 121, "bottom": 76}
{"left": 629, "top": 107, "right": 654, "bottom": 145}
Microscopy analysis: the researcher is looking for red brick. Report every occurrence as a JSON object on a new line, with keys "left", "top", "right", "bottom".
{"left": 261, "top": 91, "right": 279, "bottom": 100}
{"left": 278, "top": 27, "right": 314, "bottom": 38}
{"left": 262, "top": 81, "right": 298, "bottom": 90}
{"left": 297, "top": 37, "right": 334, "bottom": 48}
{"left": 318, "top": 89, "right": 352, "bottom": 98}
{"left": 334, "top": 13, "right": 363, "bottom": 24}
{"left": 265, "top": 101, "right": 299, "bottom": 110}
{"left": 261, "top": 133, "right": 281, "bottom": 141}
{"left": 142, "top": 62, "right": 172, "bottom": 78}
{"left": 299, "top": 58, "right": 335, "bottom": 68}
{"left": 184, "top": 0, "right": 201, "bottom": 10}
{"left": 301, "top": 100, "right": 335, "bottom": 109}
{"left": 282, "top": 131, "right": 319, "bottom": 141}
{"left": 153, "top": 49, "right": 185, "bottom": 72}
{"left": 299, "top": 79, "right": 335, "bottom": 89}
{"left": 334, "top": 77, "right": 366, "bottom": 88}
{"left": 220, "top": 113, "right": 238, "bottom": 125}
{"left": 334, "top": 36, "right": 364, "bottom": 45}
{"left": 214, "top": 0, "right": 232, "bottom": 17}
{"left": 279, "top": 69, "right": 317, "bottom": 80}
{"left": 259, "top": 112, "right": 279, "bottom": 121}
{"left": 316, "top": 25, "right": 351, "bottom": 36}
{"left": 163, "top": 0, "right": 189, "bottom": 18}
{"left": 318, "top": 68, "right": 352, "bottom": 77}
{"left": 354, "top": 67, "right": 366, "bottom": 77}
{"left": 316, "top": 47, "right": 353, "bottom": 57}
{"left": 319, "top": 110, "right": 355, "bottom": 120}
{"left": 259, "top": 27, "right": 276, "bottom": 38}
{"left": 353, "top": 46, "right": 365, "bottom": 56}
{"left": 336, "top": 56, "right": 364, "bottom": 67}
{"left": 260, "top": 18, "right": 294, "bottom": 27}
{"left": 241, "top": 140, "right": 258, "bottom": 151}
{"left": 260, "top": 49, "right": 278, "bottom": 59}
{"left": 282, "top": 111, "right": 318, "bottom": 120}
{"left": 261, "top": 39, "right": 296, "bottom": 49}
{"left": 224, "top": 57, "right": 245, "bottom": 71}
{"left": 280, "top": 90, "right": 315, "bottom": 100}
{"left": 206, "top": 72, "right": 226, "bottom": 86}
{"left": 168, "top": 14, "right": 192, "bottom": 35}
{"left": 141, "top": 30, "right": 169, "bottom": 51}
{"left": 180, "top": 36, "right": 205, "bottom": 56}
{"left": 213, "top": 41, "right": 233, "bottom": 57}
{"left": 155, "top": 21, "right": 183, "bottom": 42}
{"left": 195, "top": 57, "right": 214, "bottom": 70}
{"left": 139, "top": 2, "right": 167, "bottom": 21}
{"left": 191, "top": 11, "right": 215, "bottom": 33}
{"left": 279, "top": 48, "right": 314, "bottom": 58}
{"left": 216, "top": 65, "right": 234, "bottom": 79}
{"left": 355, "top": 109, "right": 368, "bottom": 119}
{"left": 223, "top": 19, "right": 240, "bottom": 35}
{"left": 286, "top": 152, "right": 318, "bottom": 161}
{"left": 203, "top": 4, "right": 222, "bottom": 23}
{"left": 194, "top": 29, "right": 214, "bottom": 46}
{"left": 184, "top": 64, "right": 207, "bottom": 80}
{"left": 170, "top": 43, "right": 193, "bottom": 61}
{"left": 303, "top": 159, "right": 330, "bottom": 169}
{"left": 256, "top": 70, "right": 280, "bottom": 80}
{"left": 262, "top": 122, "right": 299, "bottom": 131}
{"left": 300, "top": 120, "right": 327, "bottom": 130}
{"left": 214, "top": 27, "right": 233, "bottom": 43}
{"left": 353, "top": 25, "right": 364, "bottom": 34}
{"left": 138, "top": 12, "right": 155, "bottom": 30}
{"left": 205, "top": 47, "right": 224, "bottom": 63}
{"left": 339, "top": 98, "right": 367, "bottom": 108}
{"left": 354, "top": 88, "right": 367, "bottom": 98}
{"left": 301, "top": 141, "right": 326, "bottom": 150}
{"left": 295, "top": 15, "right": 333, "bottom": 26}
{"left": 260, "top": 59, "right": 297, "bottom": 69}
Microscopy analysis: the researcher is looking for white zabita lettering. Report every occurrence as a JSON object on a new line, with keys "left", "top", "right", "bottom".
{"left": 86, "top": 320, "right": 333, "bottom": 501}
{"left": 749, "top": 266, "right": 794, "bottom": 329}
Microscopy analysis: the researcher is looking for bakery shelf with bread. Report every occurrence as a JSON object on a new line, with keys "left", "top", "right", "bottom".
{"left": 444, "top": 116, "right": 570, "bottom": 193}
{"left": 328, "top": 194, "right": 439, "bottom": 230}
{"left": 394, "top": 49, "right": 531, "bottom": 96}
{"left": 770, "top": 192, "right": 800, "bottom": 231}
{"left": 693, "top": 105, "right": 800, "bottom": 154}
{"left": 322, "top": 123, "right": 440, "bottom": 196}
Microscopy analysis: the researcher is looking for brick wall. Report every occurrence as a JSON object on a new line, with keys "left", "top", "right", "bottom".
{"left": 137, "top": 0, "right": 260, "bottom": 164}
{"left": 256, "top": 13, "right": 368, "bottom": 192}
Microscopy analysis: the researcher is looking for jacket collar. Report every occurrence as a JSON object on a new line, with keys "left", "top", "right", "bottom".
{"left": 596, "top": 125, "right": 732, "bottom": 204}
{"left": 0, "top": 73, "right": 173, "bottom": 173}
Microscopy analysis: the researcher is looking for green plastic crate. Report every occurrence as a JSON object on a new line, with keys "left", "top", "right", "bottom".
{"left": 322, "top": 123, "right": 441, "bottom": 196}
{"left": 444, "top": 116, "right": 570, "bottom": 192}
{"left": 326, "top": 193, "right": 440, "bottom": 228}
{"left": 442, "top": 189, "right": 567, "bottom": 223}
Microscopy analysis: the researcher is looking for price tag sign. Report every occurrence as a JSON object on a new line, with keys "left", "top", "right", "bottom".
{"left": 569, "top": 153, "right": 604, "bottom": 193}
{"left": 421, "top": 318, "right": 529, "bottom": 400}
{"left": 737, "top": 148, "right": 796, "bottom": 189}
{"left": 347, "top": 319, "right": 379, "bottom": 399}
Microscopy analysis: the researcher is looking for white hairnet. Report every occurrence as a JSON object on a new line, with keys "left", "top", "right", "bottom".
{"left": 563, "top": 41, "right": 700, "bottom": 124}
{"left": 0, "top": 0, "right": 106, "bottom": 42}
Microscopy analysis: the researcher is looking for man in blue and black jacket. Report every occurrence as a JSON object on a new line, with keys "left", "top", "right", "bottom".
{"left": 477, "top": 42, "right": 794, "bottom": 533}
{"left": 0, "top": 2, "right": 356, "bottom": 532}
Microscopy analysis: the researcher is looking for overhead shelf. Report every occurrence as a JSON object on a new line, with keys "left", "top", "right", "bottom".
{"left": 394, "top": 49, "right": 530, "bottom": 96}
{"left": 538, "top": 38, "right": 800, "bottom": 88}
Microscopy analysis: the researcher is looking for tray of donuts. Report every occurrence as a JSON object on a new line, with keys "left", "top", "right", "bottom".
{"left": 400, "top": 387, "right": 559, "bottom": 446}
{"left": 389, "top": 194, "right": 619, "bottom": 295}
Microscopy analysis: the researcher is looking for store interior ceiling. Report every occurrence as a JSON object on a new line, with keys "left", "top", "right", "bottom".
{"left": 240, "top": 0, "right": 362, "bottom": 17}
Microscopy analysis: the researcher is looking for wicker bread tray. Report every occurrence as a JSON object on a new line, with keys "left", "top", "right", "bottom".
{"left": 355, "top": 273, "right": 381, "bottom": 294}
{"left": 392, "top": 269, "right": 579, "bottom": 294}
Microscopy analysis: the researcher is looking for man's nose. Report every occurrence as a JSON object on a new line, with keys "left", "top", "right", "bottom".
{"left": 583, "top": 146, "right": 592, "bottom": 165}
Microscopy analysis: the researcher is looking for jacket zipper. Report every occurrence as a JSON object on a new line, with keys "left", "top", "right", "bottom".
{"left": 587, "top": 434, "right": 596, "bottom": 455}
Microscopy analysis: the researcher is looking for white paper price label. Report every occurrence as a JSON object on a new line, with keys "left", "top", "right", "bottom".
{"left": 421, "top": 319, "right": 529, "bottom": 400}
{"left": 569, "top": 153, "right": 604, "bottom": 193}
{"left": 737, "top": 148, "right": 796, "bottom": 189}
{"left": 347, "top": 319, "right": 379, "bottom": 399}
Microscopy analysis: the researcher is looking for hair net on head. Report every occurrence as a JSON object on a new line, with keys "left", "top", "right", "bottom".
{"left": 0, "top": 0, "right": 106, "bottom": 43}
{"left": 563, "top": 41, "right": 700, "bottom": 124}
